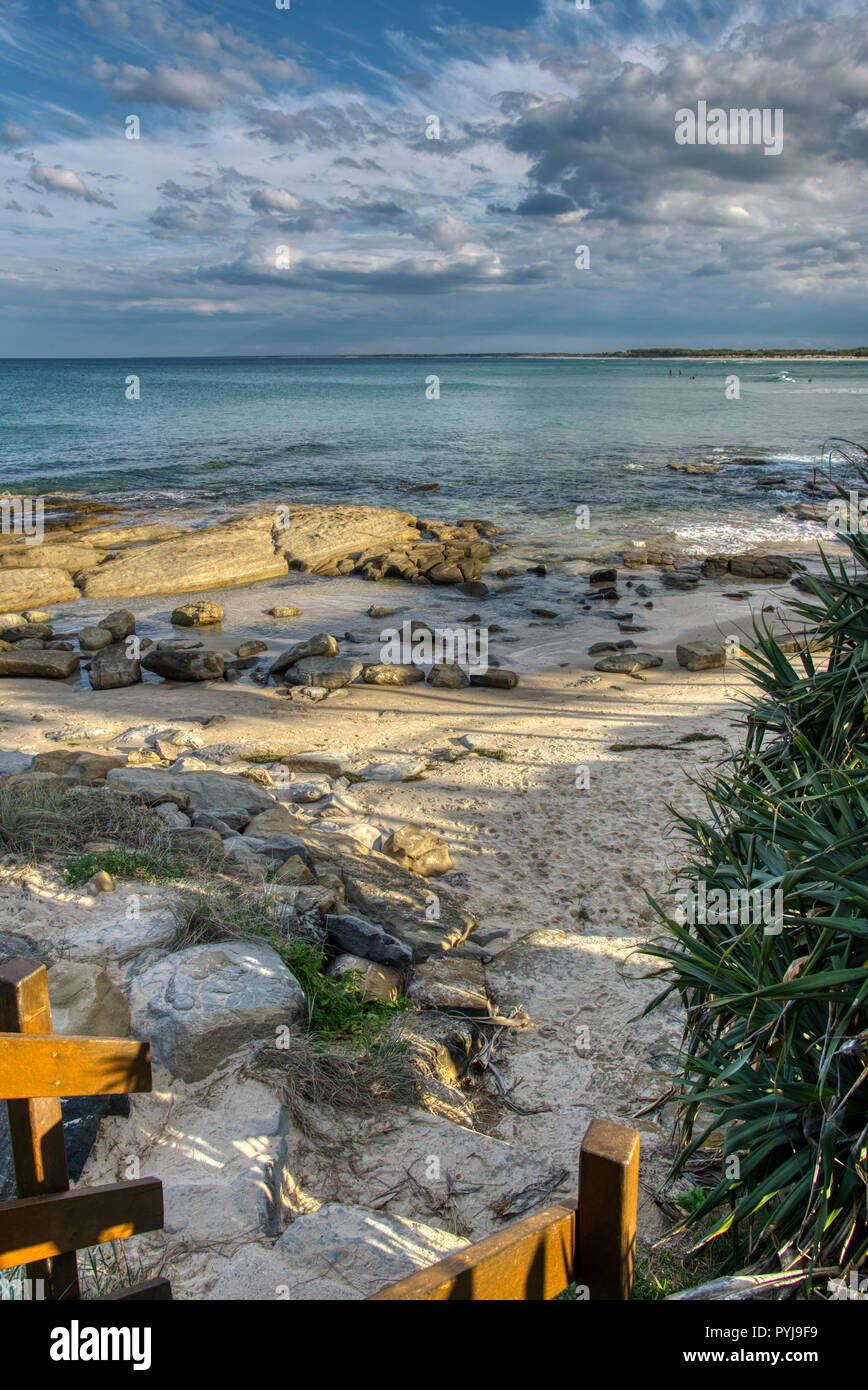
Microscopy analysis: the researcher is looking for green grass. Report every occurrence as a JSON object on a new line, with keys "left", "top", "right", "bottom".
{"left": 279, "top": 939, "right": 409, "bottom": 1045}
{"left": 65, "top": 848, "right": 186, "bottom": 886}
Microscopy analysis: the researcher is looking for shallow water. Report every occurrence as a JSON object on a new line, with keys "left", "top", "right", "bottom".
{"left": 1, "top": 356, "right": 864, "bottom": 559}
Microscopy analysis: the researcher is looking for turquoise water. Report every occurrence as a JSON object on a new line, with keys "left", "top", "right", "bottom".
{"left": 1, "top": 356, "right": 865, "bottom": 556}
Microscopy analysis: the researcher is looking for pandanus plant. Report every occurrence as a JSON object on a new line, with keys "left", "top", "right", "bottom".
{"left": 645, "top": 449, "right": 868, "bottom": 1285}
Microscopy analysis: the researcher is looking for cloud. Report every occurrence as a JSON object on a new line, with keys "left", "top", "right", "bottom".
{"left": 0, "top": 121, "right": 30, "bottom": 148}
{"left": 91, "top": 57, "right": 256, "bottom": 111}
{"left": 28, "top": 164, "right": 114, "bottom": 206}
{"left": 249, "top": 187, "right": 302, "bottom": 215}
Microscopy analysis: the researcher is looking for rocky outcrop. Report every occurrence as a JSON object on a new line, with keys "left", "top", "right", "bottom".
{"left": 280, "top": 505, "right": 419, "bottom": 572}
{"left": 75, "top": 513, "right": 288, "bottom": 599}
{"left": 0, "top": 568, "right": 79, "bottom": 614}
{"left": 702, "top": 554, "right": 796, "bottom": 580}
{"left": 0, "top": 543, "right": 104, "bottom": 570}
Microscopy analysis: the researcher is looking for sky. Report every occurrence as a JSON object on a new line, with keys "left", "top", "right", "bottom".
{"left": 1, "top": 0, "right": 867, "bottom": 355}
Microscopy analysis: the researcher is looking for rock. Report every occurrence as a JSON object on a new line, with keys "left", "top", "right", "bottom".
{"left": 0, "top": 648, "right": 80, "bottom": 679}
{"left": 356, "top": 756, "right": 427, "bottom": 783}
{"left": 78, "top": 626, "right": 114, "bottom": 651}
{"left": 300, "top": 828, "right": 475, "bottom": 959}
{"left": 126, "top": 942, "right": 306, "bottom": 1082}
{"left": 382, "top": 825, "right": 453, "bottom": 877}
{"left": 588, "top": 642, "right": 618, "bottom": 655}
{"left": 662, "top": 571, "right": 700, "bottom": 589}
{"left": 594, "top": 652, "right": 663, "bottom": 673}
{"left": 155, "top": 803, "right": 193, "bottom": 829}
{"left": 0, "top": 930, "right": 51, "bottom": 968}
{"left": 237, "top": 640, "right": 267, "bottom": 658}
{"left": 257, "top": 834, "right": 312, "bottom": 866}
{"left": 281, "top": 505, "right": 420, "bottom": 573}
{"left": 281, "top": 778, "right": 331, "bottom": 803}
{"left": 406, "top": 956, "right": 489, "bottom": 1015}
{"left": 589, "top": 568, "right": 617, "bottom": 585}
{"left": 209, "top": 1203, "right": 468, "bottom": 1301}
{"left": 279, "top": 752, "right": 349, "bottom": 779}
{"left": 427, "top": 663, "right": 469, "bottom": 688}
{"left": 165, "top": 827, "right": 225, "bottom": 856}
{"left": 0, "top": 568, "right": 79, "bottom": 614}
{"left": 106, "top": 767, "right": 277, "bottom": 815}
{"left": 269, "top": 633, "right": 339, "bottom": 677}
{"left": 85, "top": 870, "right": 116, "bottom": 895}
{"left": 54, "top": 905, "right": 178, "bottom": 970}
{"left": 469, "top": 669, "right": 518, "bottom": 689}
{"left": 88, "top": 640, "right": 141, "bottom": 690}
{"left": 0, "top": 621, "right": 53, "bottom": 642}
{"left": 0, "top": 751, "right": 33, "bottom": 776}
{"left": 286, "top": 684, "right": 329, "bottom": 702}
{"left": 268, "top": 605, "right": 301, "bottom": 617}
{"left": 30, "top": 750, "right": 125, "bottom": 780}
{"left": 76, "top": 513, "right": 288, "bottom": 599}
{"left": 327, "top": 954, "right": 402, "bottom": 1002}
{"left": 325, "top": 913, "right": 412, "bottom": 967}
{"left": 142, "top": 648, "right": 224, "bottom": 681}
{"left": 361, "top": 663, "right": 425, "bottom": 686}
{"left": 701, "top": 554, "right": 796, "bottom": 581}
{"left": 47, "top": 962, "right": 131, "bottom": 1037}
{"left": 318, "top": 822, "right": 383, "bottom": 852}
{"left": 98, "top": 609, "right": 136, "bottom": 641}
{"left": 458, "top": 581, "right": 489, "bottom": 598}
{"left": 171, "top": 601, "right": 224, "bottom": 626}
{"left": 284, "top": 657, "right": 362, "bottom": 691}
{"left": 368, "top": 605, "right": 396, "bottom": 618}
{"left": 192, "top": 808, "right": 250, "bottom": 833}
{"left": 245, "top": 805, "right": 303, "bottom": 839}
{"left": 676, "top": 639, "right": 730, "bottom": 671}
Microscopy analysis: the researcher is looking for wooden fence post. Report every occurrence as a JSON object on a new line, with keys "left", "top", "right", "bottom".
{"left": 0, "top": 958, "right": 80, "bottom": 1300}
{"left": 577, "top": 1118, "right": 640, "bottom": 1300}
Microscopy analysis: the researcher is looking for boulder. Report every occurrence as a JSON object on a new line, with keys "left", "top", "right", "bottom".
{"left": 46, "top": 962, "right": 131, "bottom": 1037}
{"left": 126, "top": 941, "right": 306, "bottom": 1082}
{"left": 30, "top": 750, "right": 125, "bottom": 779}
{"left": 267, "top": 605, "right": 302, "bottom": 617}
{"left": 192, "top": 808, "right": 250, "bottom": 833}
{"left": 406, "top": 956, "right": 489, "bottom": 1015}
{"left": 87, "top": 640, "right": 141, "bottom": 690}
{"left": 237, "top": 640, "right": 267, "bottom": 659}
{"left": 75, "top": 513, "right": 288, "bottom": 599}
{"left": 381, "top": 825, "right": 453, "bottom": 878}
{"left": 0, "top": 568, "right": 79, "bottom": 614}
{"left": 327, "top": 954, "right": 402, "bottom": 1002}
{"left": 362, "top": 663, "right": 425, "bottom": 686}
{"left": 98, "top": 609, "right": 136, "bottom": 641}
{"left": 324, "top": 913, "right": 412, "bottom": 967}
{"left": 278, "top": 752, "right": 350, "bottom": 779}
{"left": 269, "top": 632, "right": 339, "bottom": 677}
{"left": 284, "top": 657, "right": 362, "bottom": 691}
{"left": 469, "top": 669, "right": 518, "bottom": 689}
{"left": 245, "top": 805, "right": 303, "bottom": 839}
{"left": 106, "top": 767, "right": 277, "bottom": 815}
{"left": 142, "top": 648, "right": 224, "bottom": 681}
{"left": 0, "top": 648, "right": 80, "bottom": 679}
{"left": 171, "top": 601, "right": 223, "bottom": 626}
{"left": 676, "top": 639, "right": 730, "bottom": 671}
{"left": 0, "top": 751, "right": 33, "bottom": 776}
{"left": 78, "top": 625, "right": 114, "bottom": 651}
{"left": 55, "top": 905, "right": 178, "bottom": 970}
{"left": 427, "top": 663, "right": 469, "bottom": 688}
{"left": 594, "top": 652, "right": 663, "bottom": 674}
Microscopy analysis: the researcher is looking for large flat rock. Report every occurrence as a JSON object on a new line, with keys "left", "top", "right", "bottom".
{"left": 107, "top": 766, "right": 278, "bottom": 814}
{"left": 0, "top": 543, "right": 105, "bottom": 570}
{"left": 75, "top": 513, "right": 288, "bottom": 599}
{"left": 281, "top": 505, "right": 419, "bottom": 573}
{"left": 0, "top": 648, "right": 80, "bottom": 679}
{"left": 0, "top": 567, "right": 80, "bottom": 613}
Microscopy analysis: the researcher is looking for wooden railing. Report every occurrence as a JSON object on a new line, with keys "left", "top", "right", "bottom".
{"left": 0, "top": 957, "right": 171, "bottom": 1301}
{"left": 369, "top": 1118, "right": 640, "bottom": 1300}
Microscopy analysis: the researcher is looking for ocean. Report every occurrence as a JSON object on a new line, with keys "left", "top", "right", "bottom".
{"left": 2, "top": 356, "right": 866, "bottom": 560}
